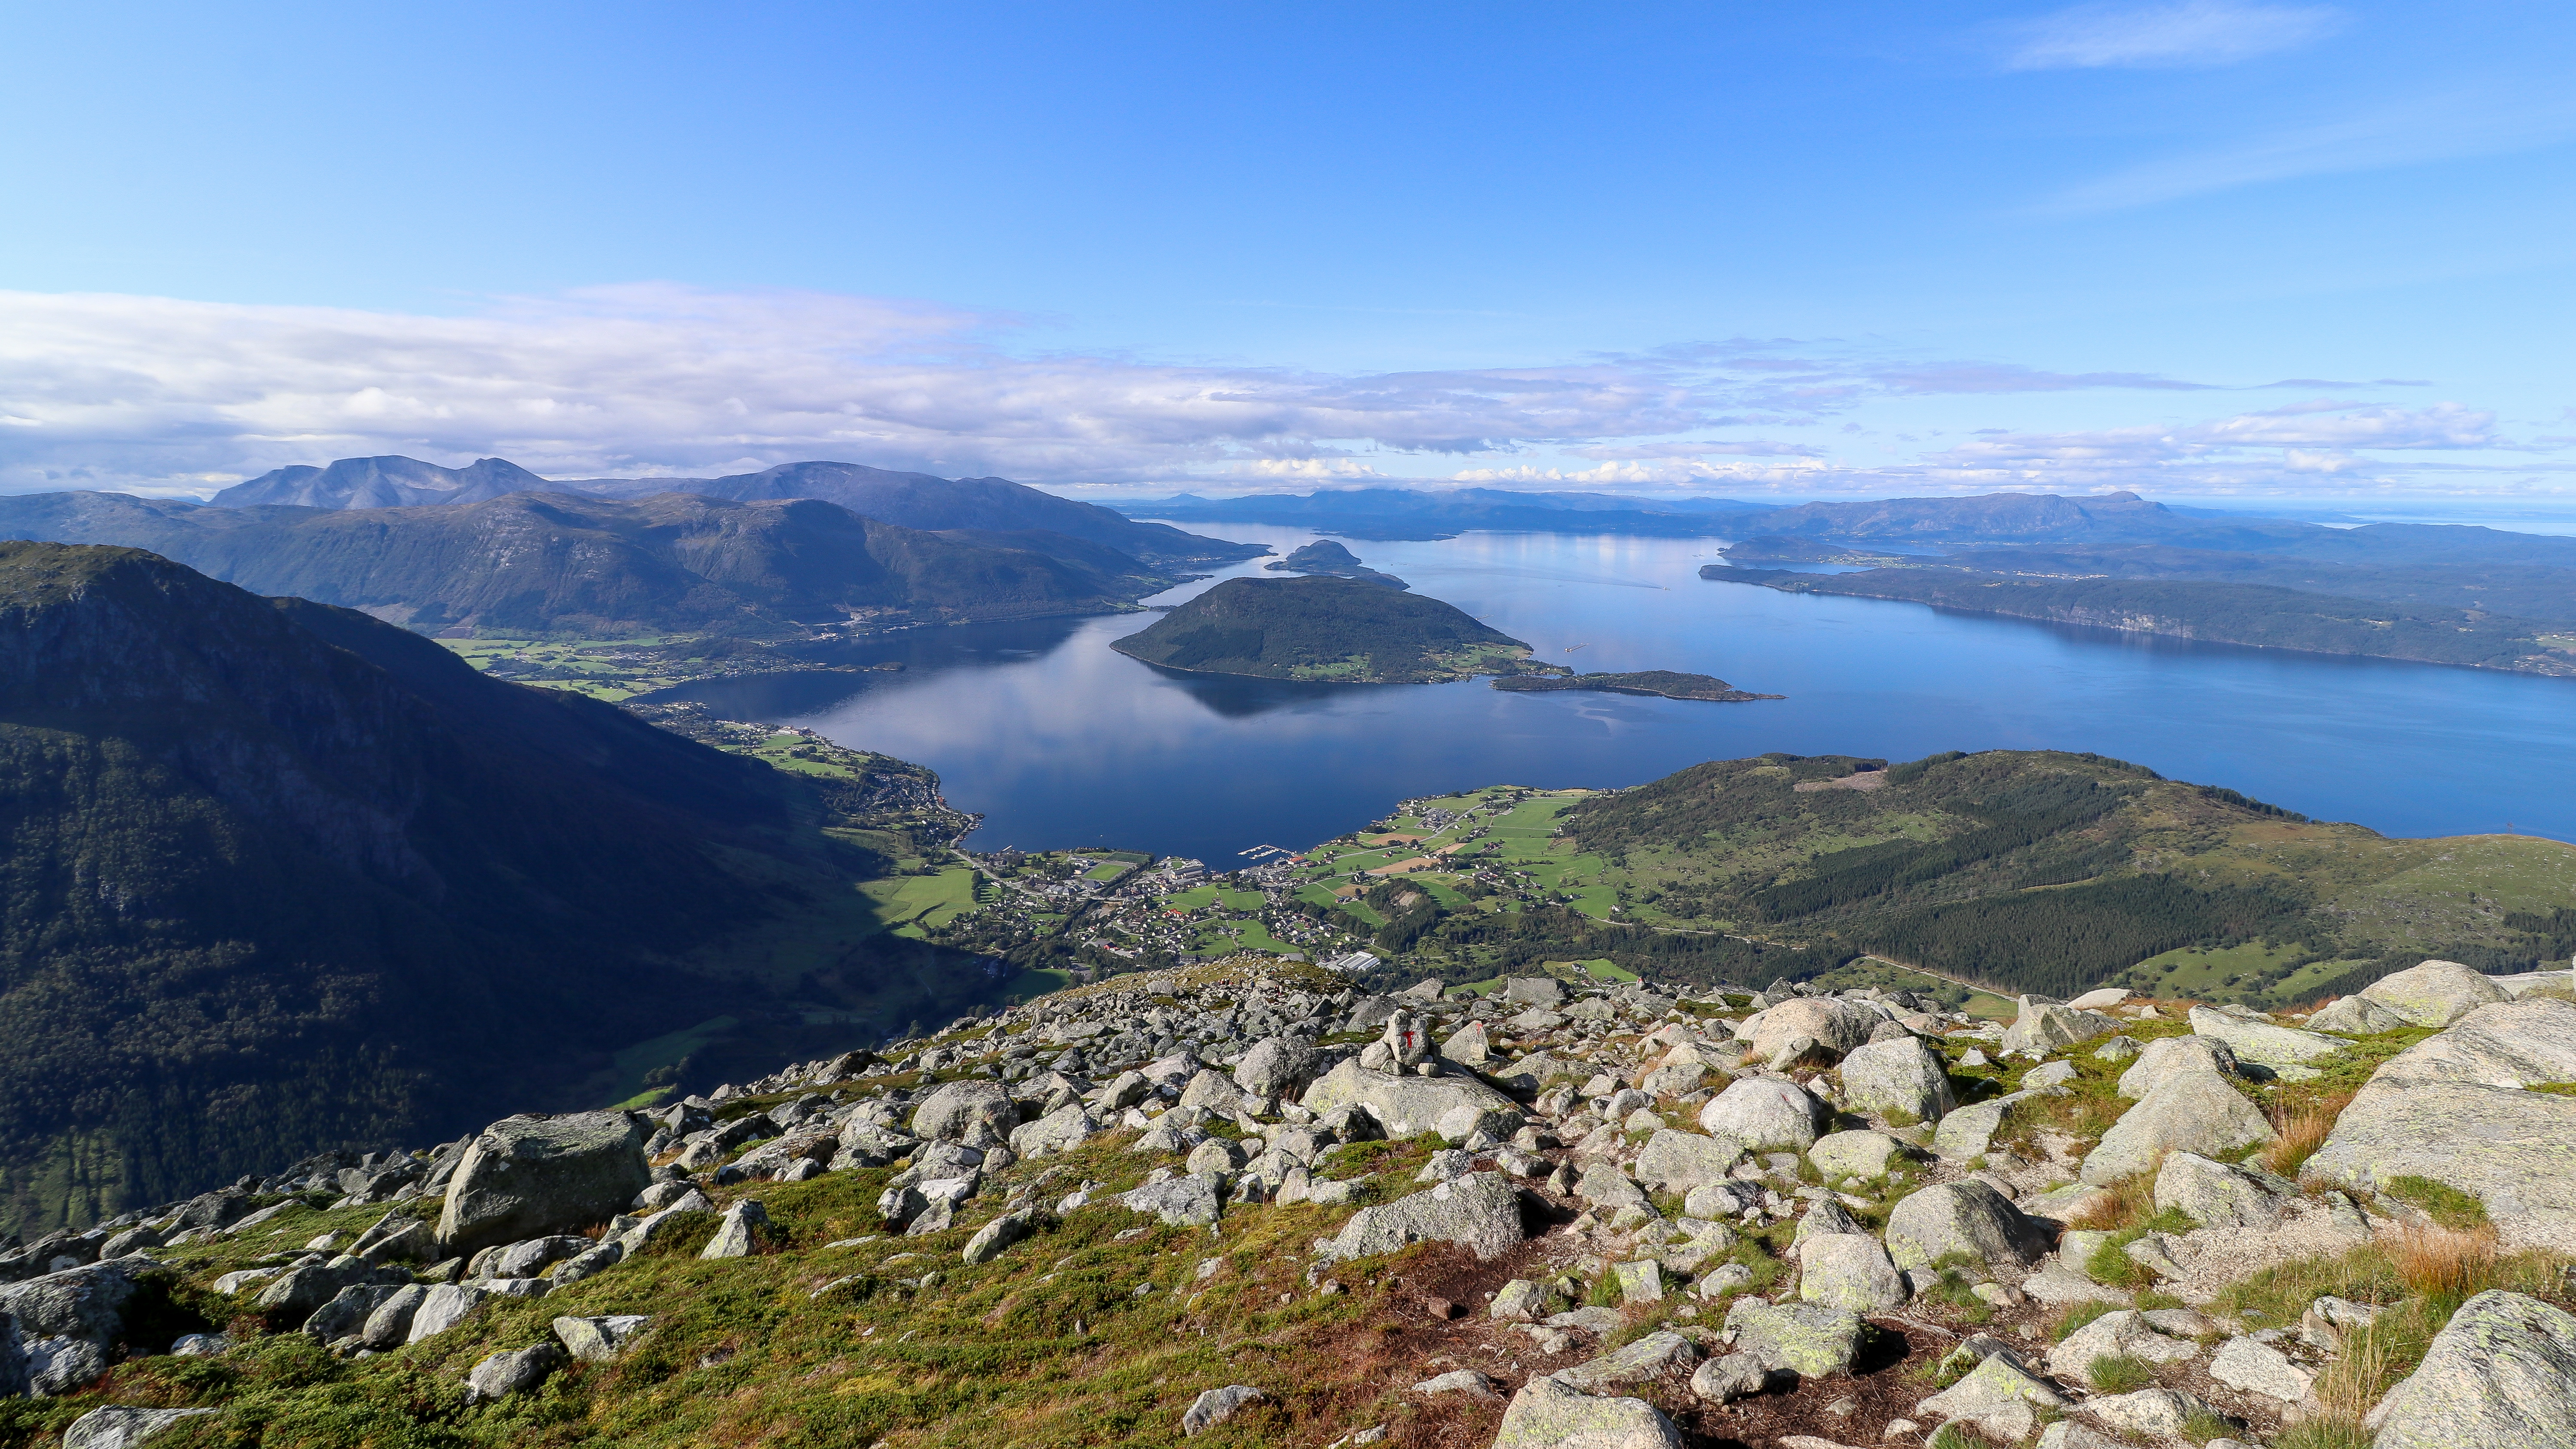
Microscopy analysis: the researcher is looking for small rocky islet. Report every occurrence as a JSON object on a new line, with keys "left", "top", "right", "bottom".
{"left": 11, "top": 955, "right": 2575, "bottom": 1447}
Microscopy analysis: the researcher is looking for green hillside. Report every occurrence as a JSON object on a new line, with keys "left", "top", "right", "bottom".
{"left": 0, "top": 490, "right": 1178, "bottom": 639}
{"left": 1109, "top": 575, "right": 1560, "bottom": 683}
{"left": 0, "top": 543, "right": 1009, "bottom": 1234}
{"left": 1277, "top": 750, "right": 2576, "bottom": 1004}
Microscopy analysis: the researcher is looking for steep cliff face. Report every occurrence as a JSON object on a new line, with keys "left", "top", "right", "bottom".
{"left": 0, "top": 543, "right": 831, "bottom": 1233}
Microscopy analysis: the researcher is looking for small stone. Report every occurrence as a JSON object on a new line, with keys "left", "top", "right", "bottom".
{"left": 1182, "top": 1384, "right": 1266, "bottom": 1436}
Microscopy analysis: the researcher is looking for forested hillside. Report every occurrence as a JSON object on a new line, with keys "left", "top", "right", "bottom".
{"left": 1305, "top": 750, "right": 2576, "bottom": 1006}
{"left": 0, "top": 543, "right": 1005, "bottom": 1235}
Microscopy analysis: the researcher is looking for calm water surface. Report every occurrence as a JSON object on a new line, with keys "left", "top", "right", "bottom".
{"left": 658, "top": 527, "right": 2576, "bottom": 861}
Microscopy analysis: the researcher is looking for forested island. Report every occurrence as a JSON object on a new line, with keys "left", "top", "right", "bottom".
{"left": 1492, "top": 668, "right": 1782, "bottom": 701}
{"left": 1109, "top": 574, "right": 1567, "bottom": 683}
{"left": 1261, "top": 538, "right": 1408, "bottom": 589}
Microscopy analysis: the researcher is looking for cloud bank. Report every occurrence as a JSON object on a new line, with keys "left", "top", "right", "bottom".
{"left": 0, "top": 286, "right": 2528, "bottom": 500}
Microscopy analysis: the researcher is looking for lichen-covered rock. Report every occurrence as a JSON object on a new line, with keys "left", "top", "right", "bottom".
{"left": 700, "top": 1200, "right": 769, "bottom": 1258}
{"left": 1837, "top": 1037, "right": 1956, "bottom": 1124}
{"left": 2081, "top": 1066, "right": 2275, "bottom": 1185}
{"left": 1322, "top": 1172, "right": 1523, "bottom": 1262}
{"left": 1233, "top": 1036, "right": 1325, "bottom": 1098}
{"left": 465, "top": 1340, "right": 565, "bottom": 1404}
{"left": 1916, "top": 1352, "right": 2069, "bottom": 1440}
{"left": 2187, "top": 1007, "right": 2343, "bottom": 1081}
{"left": 405, "top": 1283, "right": 490, "bottom": 1343}
{"left": 2361, "top": 960, "right": 2511, "bottom": 1028}
{"left": 1740, "top": 998, "right": 1881, "bottom": 1063}
{"left": 1929, "top": 1095, "right": 2022, "bottom": 1161}
{"left": 910, "top": 1081, "right": 1019, "bottom": 1143}
{"left": 1688, "top": 1351, "right": 1768, "bottom": 1402}
{"left": 2369, "top": 1291, "right": 2576, "bottom": 1449}
{"left": 434, "top": 1111, "right": 652, "bottom": 1257}
{"left": 1634, "top": 1130, "right": 1743, "bottom": 1195}
{"left": 2000, "top": 1001, "right": 2118, "bottom": 1058}
{"left": 2307, "top": 994, "right": 2410, "bottom": 1035}
{"left": 1009, "top": 1103, "right": 1099, "bottom": 1158}
{"left": 1297, "top": 1058, "right": 1519, "bottom": 1138}
{"left": 1553, "top": 1330, "right": 1700, "bottom": 1392}
{"left": 1491, "top": 1278, "right": 1566, "bottom": 1321}
{"left": 2153, "top": 1152, "right": 2297, "bottom": 1229}
{"left": 61, "top": 1407, "right": 217, "bottom": 1449}
{"left": 2079, "top": 1387, "right": 2216, "bottom": 1437}
{"left": 1120, "top": 1174, "right": 1224, "bottom": 1227}
{"left": 2115, "top": 1035, "right": 2241, "bottom": 1099}
{"left": 1180, "top": 1384, "right": 1265, "bottom": 1436}
{"left": 1493, "top": 1374, "right": 1682, "bottom": 1449}
{"left": 1807, "top": 1129, "right": 1914, "bottom": 1182}
{"left": 1722, "top": 1297, "right": 1866, "bottom": 1377}
{"left": 1696, "top": 1077, "right": 1832, "bottom": 1152}
{"left": 2046, "top": 1309, "right": 2196, "bottom": 1383}
{"left": 2306, "top": 1078, "right": 2576, "bottom": 1250}
{"left": 0, "top": 1261, "right": 141, "bottom": 1367}
{"left": 2208, "top": 1334, "right": 2314, "bottom": 1402}
{"left": 1796, "top": 1233, "right": 1906, "bottom": 1313}
{"left": 553, "top": 1312, "right": 652, "bottom": 1362}
{"left": 1884, "top": 1180, "right": 2043, "bottom": 1270}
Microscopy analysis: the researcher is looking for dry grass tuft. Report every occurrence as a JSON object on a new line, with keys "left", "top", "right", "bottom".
{"left": 2394, "top": 1223, "right": 2498, "bottom": 1300}
{"left": 2066, "top": 1173, "right": 2157, "bottom": 1232}
{"left": 2263, "top": 1089, "right": 2354, "bottom": 1177}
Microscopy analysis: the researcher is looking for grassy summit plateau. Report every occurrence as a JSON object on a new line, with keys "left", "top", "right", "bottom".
{"left": 1110, "top": 574, "right": 1564, "bottom": 683}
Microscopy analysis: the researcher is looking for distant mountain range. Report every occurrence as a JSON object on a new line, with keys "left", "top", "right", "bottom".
{"left": 0, "top": 490, "right": 1181, "bottom": 639}
{"left": 0, "top": 541, "right": 969, "bottom": 1232}
{"left": 1121, "top": 486, "right": 1781, "bottom": 540}
{"left": 216, "top": 456, "right": 1261, "bottom": 568}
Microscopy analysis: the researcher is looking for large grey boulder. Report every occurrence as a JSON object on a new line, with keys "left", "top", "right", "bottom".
{"left": 359, "top": 1284, "right": 428, "bottom": 1350}
{"left": 2362, "top": 960, "right": 2511, "bottom": 1028}
{"left": 1837, "top": 1037, "right": 1955, "bottom": 1123}
{"left": 301, "top": 1282, "right": 399, "bottom": 1343}
{"left": 465, "top": 1340, "right": 566, "bottom": 1404}
{"left": 1181, "top": 1385, "right": 1266, "bottom": 1436}
{"left": 61, "top": 1408, "right": 216, "bottom": 1449}
{"left": 910, "top": 1081, "right": 1018, "bottom": 1143}
{"left": 1120, "top": 1174, "right": 1224, "bottom": 1227}
{"left": 405, "top": 1283, "right": 490, "bottom": 1344}
{"left": 1697, "top": 1077, "right": 1832, "bottom": 1152}
{"left": 1492, "top": 1374, "right": 1682, "bottom": 1449}
{"left": 1916, "top": 1352, "right": 2070, "bottom": 1441}
{"left": 2000, "top": 1002, "right": 2118, "bottom": 1059}
{"left": 2045, "top": 1309, "right": 2197, "bottom": 1382}
{"left": 2307, "top": 1036, "right": 2576, "bottom": 1250}
{"left": 435, "top": 1111, "right": 652, "bottom": 1257}
{"left": 1009, "top": 1103, "right": 1098, "bottom": 1159}
{"left": 700, "top": 1200, "right": 769, "bottom": 1258}
{"left": 251, "top": 1261, "right": 374, "bottom": 1319}
{"left": 0, "top": 1261, "right": 140, "bottom": 1364}
{"left": 553, "top": 1313, "right": 652, "bottom": 1362}
{"left": 2152, "top": 1151, "right": 2297, "bottom": 1228}
{"left": 2187, "top": 1006, "right": 2344, "bottom": 1081}
{"left": 1807, "top": 1129, "right": 1914, "bottom": 1182}
{"left": 1232, "top": 1036, "right": 1324, "bottom": 1098}
{"left": 1929, "top": 1094, "right": 2028, "bottom": 1162}
{"left": 2081, "top": 1066, "right": 2275, "bottom": 1185}
{"left": 1633, "top": 1130, "right": 1743, "bottom": 1196}
{"left": 2366, "top": 999, "right": 2576, "bottom": 1088}
{"left": 1298, "top": 1058, "right": 1520, "bottom": 1138}
{"left": 1321, "top": 1172, "right": 1523, "bottom": 1263}
{"left": 2307, "top": 994, "right": 2409, "bottom": 1036}
{"left": 1740, "top": 998, "right": 1880, "bottom": 1062}
{"left": 2116, "top": 1035, "right": 2240, "bottom": 1099}
{"left": 1722, "top": 1297, "right": 1865, "bottom": 1376}
{"left": 1552, "top": 1330, "right": 1702, "bottom": 1392}
{"left": 1796, "top": 1233, "right": 1906, "bottom": 1312}
{"left": 2370, "top": 1291, "right": 2576, "bottom": 1449}
{"left": 1884, "top": 1181, "right": 2043, "bottom": 1270}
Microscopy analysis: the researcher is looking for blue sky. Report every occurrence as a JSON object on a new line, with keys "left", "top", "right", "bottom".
{"left": 3, "top": 0, "right": 2572, "bottom": 504}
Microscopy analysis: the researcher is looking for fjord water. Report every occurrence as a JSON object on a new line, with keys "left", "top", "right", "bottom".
{"left": 659, "top": 527, "right": 2576, "bottom": 862}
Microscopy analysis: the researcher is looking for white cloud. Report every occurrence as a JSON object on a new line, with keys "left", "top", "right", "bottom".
{"left": 2041, "top": 88, "right": 2576, "bottom": 213}
{"left": 2005, "top": 1, "right": 2342, "bottom": 71}
{"left": 0, "top": 286, "right": 2529, "bottom": 503}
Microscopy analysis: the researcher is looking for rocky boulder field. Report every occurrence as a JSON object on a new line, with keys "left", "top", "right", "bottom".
{"left": 2, "top": 956, "right": 2573, "bottom": 1449}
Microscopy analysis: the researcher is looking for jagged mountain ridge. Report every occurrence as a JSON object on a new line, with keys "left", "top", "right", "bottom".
{"left": 0, "top": 490, "right": 1176, "bottom": 638}
{"left": 211, "top": 456, "right": 553, "bottom": 509}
